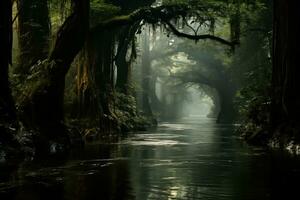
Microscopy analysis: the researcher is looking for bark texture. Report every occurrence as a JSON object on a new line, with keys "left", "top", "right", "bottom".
{"left": 272, "top": 1, "right": 300, "bottom": 126}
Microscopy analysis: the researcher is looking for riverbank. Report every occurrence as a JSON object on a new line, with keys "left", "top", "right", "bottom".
{"left": 239, "top": 121, "right": 300, "bottom": 156}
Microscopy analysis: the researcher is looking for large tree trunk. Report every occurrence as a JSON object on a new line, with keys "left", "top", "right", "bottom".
{"left": 0, "top": 0, "right": 15, "bottom": 124}
{"left": 115, "top": 25, "right": 137, "bottom": 94}
{"left": 115, "top": 26, "right": 131, "bottom": 93}
{"left": 94, "top": 31, "right": 117, "bottom": 132}
{"left": 75, "top": 47, "right": 99, "bottom": 119}
{"left": 116, "top": 26, "right": 134, "bottom": 93}
{"left": 18, "top": 0, "right": 89, "bottom": 149}
{"left": 15, "top": 0, "right": 50, "bottom": 78}
{"left": 0, "top": 0, "right": 19, "bottom": 151}
{"left": 79, "top": 29, "right": 119, "bottom": 133}
{"left": 101, "top": 35, "right": 115, "bottom": 115}
{"left": 271, "top": 1, "right": 300, "bottom": 133}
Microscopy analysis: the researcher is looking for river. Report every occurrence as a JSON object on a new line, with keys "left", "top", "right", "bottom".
{"left": 1, "top": 117, "right": 300, "bottom": 200}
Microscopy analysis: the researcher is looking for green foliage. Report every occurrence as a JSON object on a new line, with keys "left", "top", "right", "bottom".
{"left": 232, "top": 0, "right": 272, "bottom": 123}
{"left": 228, "top": 0, "right": 273, "bottom": 143}
{"left": 114, "top": 92, "right": 151, "bottom": 131}
{"left": 49, "top": 0, "right": 72, "bottom": 29}
{"left": 12, "top": 59, "right": 54, "bottom": 103}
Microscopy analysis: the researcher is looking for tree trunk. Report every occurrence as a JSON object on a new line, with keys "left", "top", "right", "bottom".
{"left": 115, "top": 24, "right": 138, "bottom": 94}
{"left": 115, "top": 26, "right": 131, "bottom": 93}
{"left": 216, "top": 88, "right": 236, "bottom": 123}
{"left": 0, "top": 0, "right": 19, "bottom": 149}
{"left": 90, "top": 30, "right": 119, "bottom": 133}
{"left": 271, "top": 1, "right": 300, "bottom": 130}
{"left": 75, "top": 47, "right": 99, "bottom": 118}
{"left": 141, "top": 32, "right": 154, "bottom": 118}
{"left": 15, "top": 0, "right": 50, "bottom": 77}
{"left": 148, "top": 75, "right": 163, "bottom": 113}
{"left": 19, "top": 0, "right": 89, "bottom": 145}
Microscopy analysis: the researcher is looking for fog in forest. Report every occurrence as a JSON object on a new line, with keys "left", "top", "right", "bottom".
{"left": 132, "top": 26, "right": 223, "bottom": 122}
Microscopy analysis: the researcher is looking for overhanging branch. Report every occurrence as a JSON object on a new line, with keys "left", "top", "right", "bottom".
{"left": 165, "top": 22, "right": 235, "bottom": 46}
{"left": 91, "top": 4, "right": 236, "bottom": 47}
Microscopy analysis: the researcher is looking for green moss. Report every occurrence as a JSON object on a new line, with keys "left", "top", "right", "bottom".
{"left": 90, "top": 1, "right": 121, "bottom": 25}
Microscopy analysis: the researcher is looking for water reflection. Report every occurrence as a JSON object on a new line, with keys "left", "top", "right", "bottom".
{"left": 1, "top": 117, "right": 300, "bottom": 199}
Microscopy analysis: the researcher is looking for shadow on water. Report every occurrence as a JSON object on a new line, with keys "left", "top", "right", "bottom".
{"left": 1, "top": 117, "right": 300, "bottom": 200}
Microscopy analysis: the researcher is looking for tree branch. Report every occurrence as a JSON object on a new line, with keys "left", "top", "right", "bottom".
{"left": 91, "top": 4, "right": 236, "bottom": 47}
{"left": 165, "top": 21, "right": 235, "bottom": 46}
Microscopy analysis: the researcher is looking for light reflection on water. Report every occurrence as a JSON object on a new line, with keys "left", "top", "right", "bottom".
{"left": 1, "top": 117, "right": 300, "bottom": 200}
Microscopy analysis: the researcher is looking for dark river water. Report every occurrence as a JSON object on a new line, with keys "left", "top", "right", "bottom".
{"left": 1, "top": 117, "right": 300, "bottom": 200}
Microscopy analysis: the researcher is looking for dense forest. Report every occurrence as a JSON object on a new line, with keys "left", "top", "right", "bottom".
{"left": 0, "top": 0, "right": 299, "bottom": 178}
{"left": 1, "top": 0, "right": 300, "bottom": 199}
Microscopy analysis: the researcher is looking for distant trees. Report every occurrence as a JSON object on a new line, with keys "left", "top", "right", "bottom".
{"left": 180, "top": 45, "right": 237, "bottom": 123}
{"left": 141, "top": 31, "right": 155, "bottom": 119}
